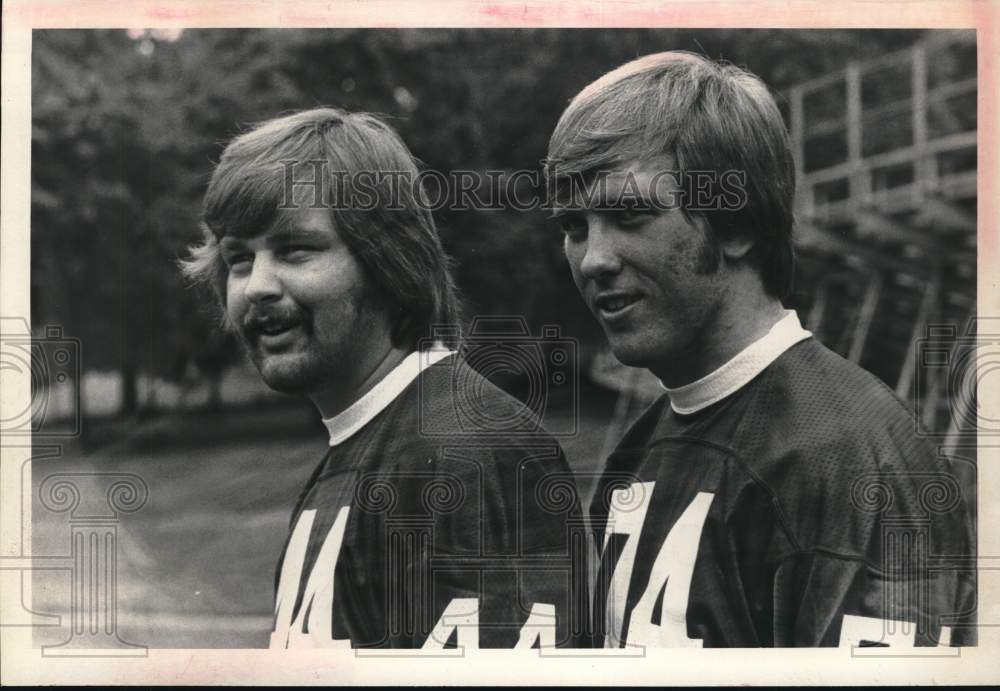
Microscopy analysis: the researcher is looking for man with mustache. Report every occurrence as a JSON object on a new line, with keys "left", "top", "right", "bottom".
{"left": 546, "top": 52, "right": 975, "bottom": 647}
{"left": 183, "top": 108, "right": 585, "bottom": 649}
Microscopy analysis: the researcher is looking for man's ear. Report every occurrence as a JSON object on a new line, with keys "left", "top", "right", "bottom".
{"left": 719, "top": 234, "right": 754, "bottom": 262}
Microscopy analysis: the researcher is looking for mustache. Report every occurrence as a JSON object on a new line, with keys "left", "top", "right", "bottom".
{"left": 242, "top": 306, "right": 307, "bottom": 333}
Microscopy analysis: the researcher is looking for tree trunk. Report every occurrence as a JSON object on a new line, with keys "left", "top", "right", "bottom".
{"left": 121, "top": 361, "right": 138, "bottom": 418}
{"left": 207, "top": 374, "right": 223, "bottom": 412}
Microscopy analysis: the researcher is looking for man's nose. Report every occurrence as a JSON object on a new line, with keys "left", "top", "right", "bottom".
{"left": 579, "top": 219, "right": 623, "bottom": 279}
{"left": 244, "top": 253, "right": 282, "bottom": 303}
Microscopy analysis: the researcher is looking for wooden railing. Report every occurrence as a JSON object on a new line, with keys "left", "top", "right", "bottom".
{"left": 786, "top": 30, "right": 977, "bottom": 224}
{"left": 784, "top": 30, "right": 977, "bottom": 451}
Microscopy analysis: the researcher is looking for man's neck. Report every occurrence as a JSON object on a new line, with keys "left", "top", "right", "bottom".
{"left": 652, "top": 292, "right": 787, "bottom": 389}
{"left": 309, "top": 344, "right": 412, "bottom": 419}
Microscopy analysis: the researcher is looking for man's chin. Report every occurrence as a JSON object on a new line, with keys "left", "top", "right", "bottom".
{"left": 254, "top": 354, "right": 320, "bottom": 395}
{"left": 606, "top": 337, "right": 654, "bottom": 370}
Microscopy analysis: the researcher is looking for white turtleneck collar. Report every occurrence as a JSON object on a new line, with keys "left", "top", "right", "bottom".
{"left": 321, "top": 347, "right": 454, "bottom": 446}
{"left": 663, "top": 310, "right": 812, "bottom": 415}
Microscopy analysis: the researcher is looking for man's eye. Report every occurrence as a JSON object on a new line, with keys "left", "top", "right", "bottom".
{"left": 280, "top": 245, "right": 315, "bottom": 260}
{"left": 557, "top": 216, "right": 588, "bottom": 239}
{"left": 224, "top": 254, "right": 252, "bottom": 272}
{"left": 617, "top": 200, "right": 655, "bottom": 226}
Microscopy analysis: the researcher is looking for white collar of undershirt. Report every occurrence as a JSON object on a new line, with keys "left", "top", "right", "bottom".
{"left": 664, "top": 310, "right": 812, "bottom": 415}
{"left": 321, "top": 346, "right": 454, "bottom": 446}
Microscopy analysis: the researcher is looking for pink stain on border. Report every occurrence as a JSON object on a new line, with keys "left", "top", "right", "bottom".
{"left": 0, "top": 0, "right": 989, "bottom": 28}
{"left": 146, "top": 5, "right": 211, "bottom": 21}
{"left": 475, "top": 1, "right": 980, "bottom": 28}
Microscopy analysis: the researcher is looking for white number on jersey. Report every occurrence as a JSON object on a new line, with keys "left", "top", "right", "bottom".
{"left": 422, "top": 597, "right": 479, "bottom": 650}
{"left": 422, "top": 600, "right": 557, "bottom": 649}
{"left": 626, "top": 491, "right": 713, "bottom": 647}
{"left": 601, "top": 482, "right": 655, "bottom": 646}
{"left": 839, "top": 614, "right": 953, "bottom": 648}
{"left": 600, "top": 484, "right": 714, "bottom": 647}
{"left": 271, "top": 506, "right": 351, "bottom": 649}
{"left": 515, "top": 603, "right": 557, "bottom": 649}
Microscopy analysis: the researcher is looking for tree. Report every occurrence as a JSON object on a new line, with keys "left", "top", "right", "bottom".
{"left": 30, "top": 28, "right": 930, "bottom": 418}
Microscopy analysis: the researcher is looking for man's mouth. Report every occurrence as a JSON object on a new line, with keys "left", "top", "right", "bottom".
{"left": 246, "top": 314, "right": 305, "bottom": 349}
{"left": 256, "top": 323, "right": 301, "bottom": 350}
{"left": 594, "top": 292, "right": 642, "bottom": 319}
{"left": 258, "top": 322, "right": 296, "bottom": 336}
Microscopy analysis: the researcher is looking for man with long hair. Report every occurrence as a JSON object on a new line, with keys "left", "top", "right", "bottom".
{"left": 184, "top": 108, "right": 585, "bottom": 649}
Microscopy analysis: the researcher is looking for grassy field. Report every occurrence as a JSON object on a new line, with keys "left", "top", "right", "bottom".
{"left": 31, "top": 381, "right": 630, "bottom": 648}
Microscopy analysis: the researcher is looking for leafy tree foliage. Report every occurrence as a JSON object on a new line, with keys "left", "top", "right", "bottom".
{"left": 30, "top": 28, "right": 924, "bottom": 414}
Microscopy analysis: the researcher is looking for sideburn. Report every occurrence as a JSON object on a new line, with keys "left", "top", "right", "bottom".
{"left": 692, "top": 217, "right": 724, "bottom": 275}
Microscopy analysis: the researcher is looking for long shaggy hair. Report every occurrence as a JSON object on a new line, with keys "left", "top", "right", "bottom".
{"left": 180, "top": 107, "right": 460, "bottom": 349}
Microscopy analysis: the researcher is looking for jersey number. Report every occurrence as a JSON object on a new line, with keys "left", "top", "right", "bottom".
{"left": 601, "top": 484, "right": 714, "bottom": 647}
{"left": 273, "top": 509, "right": 557, "bottom": 650}
{"left": 422, "top": 600, "right": 557, "bottom": 650}
{"left": 839, "top": 614, "right": 953, "bottom": 648}
{"left": 271, "top": 507, "right": 351, "bottom": 649}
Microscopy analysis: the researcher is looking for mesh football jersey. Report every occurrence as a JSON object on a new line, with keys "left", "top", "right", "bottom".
{"left": 591, "top": 337, "right": 976, "bottom": 648}
{"left": 270, "top": 354, "right": 588, "bottom": 649}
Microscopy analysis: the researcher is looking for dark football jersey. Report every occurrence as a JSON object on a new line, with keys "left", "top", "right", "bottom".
{"left": 271, "top": 354, "right": 588, "bottom": 649}
{"left": 591, "top": 337, "right": 976, "bottom": 648}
